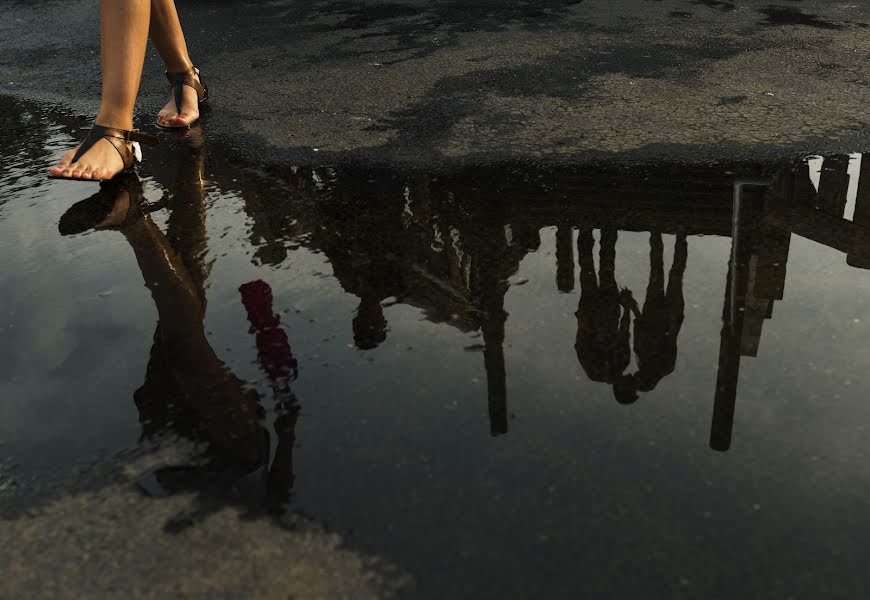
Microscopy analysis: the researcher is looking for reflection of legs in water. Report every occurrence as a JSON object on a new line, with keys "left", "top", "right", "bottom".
{"left": 59, "top": 176, "right": 269, "bottom": 513}
{"left": 124, "top": 213, "right": 267, "bottom": 470}
{"left": 163, "top": 141, "right": 210, "bottom": 298}
{"left": 57, "top": 178, "right": 271, "bottom": 472}
{"left": 575, "top": 227, "right": 632, "bottom": 386}
{"left": 575, "top": 228, "right": 600, "bottom": 378}
{"left": 667, "top": 234, "right": 688, "bottom": 320}
{"left": 633, "top": 233, "right": 686, "bottom": 393}
{"left": 600, "top": 228, "right": 632, "bottom": 380}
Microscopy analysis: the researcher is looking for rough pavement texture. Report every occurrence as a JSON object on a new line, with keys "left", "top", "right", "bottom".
{"left": 0, "top": 443, "right": 409, "bottom": 599}
{"left": 2, "top": 0, "right": 870, "bottom": 167}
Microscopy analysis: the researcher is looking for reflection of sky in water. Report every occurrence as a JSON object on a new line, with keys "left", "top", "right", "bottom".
{"left": 2, "top": 100, "right": 870, "bottom": 597}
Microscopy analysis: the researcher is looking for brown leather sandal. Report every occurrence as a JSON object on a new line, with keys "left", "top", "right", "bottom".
{"left": 157, "top": 66, "right": 208, "bottom": 130}
{"left": 48, "top": 124, "right": 160, "bottom": 182}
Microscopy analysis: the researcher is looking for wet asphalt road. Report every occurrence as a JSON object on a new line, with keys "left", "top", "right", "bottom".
{"left": 2, "top": 0, "right": 870, "bottom": 167}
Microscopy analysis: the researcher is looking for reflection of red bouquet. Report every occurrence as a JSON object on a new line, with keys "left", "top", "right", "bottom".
{"left": 239, "top": 280, "right": 298, "bottom": 384}
{"left": 240, "top": 280, "right": 299, "bottom": 510}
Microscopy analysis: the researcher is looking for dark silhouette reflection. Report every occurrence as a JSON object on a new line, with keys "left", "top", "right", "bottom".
{"left": 574, "top": 228, "right": 633, "bottom": 402}
{"left": 58, "top": 139, "right": 299, "bottom": 517}
{"left": 632, "top": 233, "right": 687, "bottom": 392}
{"left": 611, "top": 232, "right": 688, "bottom": 403}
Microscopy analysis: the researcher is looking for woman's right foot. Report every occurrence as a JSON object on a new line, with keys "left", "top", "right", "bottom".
{"left": 50, "top": 137, "right": 127, "bottom": 181}
{"left": 49, "top": 125, "right": 158, "bottom": 182}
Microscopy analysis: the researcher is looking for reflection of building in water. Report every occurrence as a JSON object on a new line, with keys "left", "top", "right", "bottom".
{"left": 711, "top": 155, "right": 870, "bottom": 451}
{"left": 198, "top": 152, "right": 870, "bottom": 450}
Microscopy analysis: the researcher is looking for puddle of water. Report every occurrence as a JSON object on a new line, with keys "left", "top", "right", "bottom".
{"left": 2, "top": 95, "right": 870, "bottom": 597}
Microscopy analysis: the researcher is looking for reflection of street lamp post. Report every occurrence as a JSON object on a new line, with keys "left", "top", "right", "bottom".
{"left": 709, "top": 178, "right": 771, "bottom": 452}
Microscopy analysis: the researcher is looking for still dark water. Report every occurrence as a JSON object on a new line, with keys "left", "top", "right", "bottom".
{"left": 3, "top": 95, "right": 870, "bottom": 597}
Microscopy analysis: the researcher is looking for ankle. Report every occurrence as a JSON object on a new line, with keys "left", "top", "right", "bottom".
{"left": 95, "top": 109, "right": 134, "bottom": 131}
{"left": 165, "top": 58, "right": 194, "bottom": 75}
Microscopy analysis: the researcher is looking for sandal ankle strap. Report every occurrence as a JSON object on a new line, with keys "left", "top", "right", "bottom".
{"left": 72, "top": 124, "right": 160, "bottom": 171}
{"left": 165, "top": 66, "right": 207, "bottom": 114}
{"left": 89, "top": 125, "right": 160, "bottom": 146}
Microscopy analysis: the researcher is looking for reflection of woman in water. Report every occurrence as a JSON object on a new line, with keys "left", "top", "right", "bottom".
{"left": 58, "top": 150, "right": 298, "bottom": 512}
{"left": 50, "top": 0, "right": 207, "bottom": 181}
{"left": 574, "top": 228, "right": 634, "bottom": 391}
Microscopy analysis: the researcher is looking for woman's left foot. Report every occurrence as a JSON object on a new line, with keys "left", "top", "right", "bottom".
{"left": 156, "top": 67, "right": 207, "bottom": 129}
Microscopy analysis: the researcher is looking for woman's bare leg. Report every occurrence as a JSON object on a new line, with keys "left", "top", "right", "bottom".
{"left": 51, "top": 0, "right": 151, "bottom": 180}
{"left": 150, "top": 0, "right": 203, "bottom": 128}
